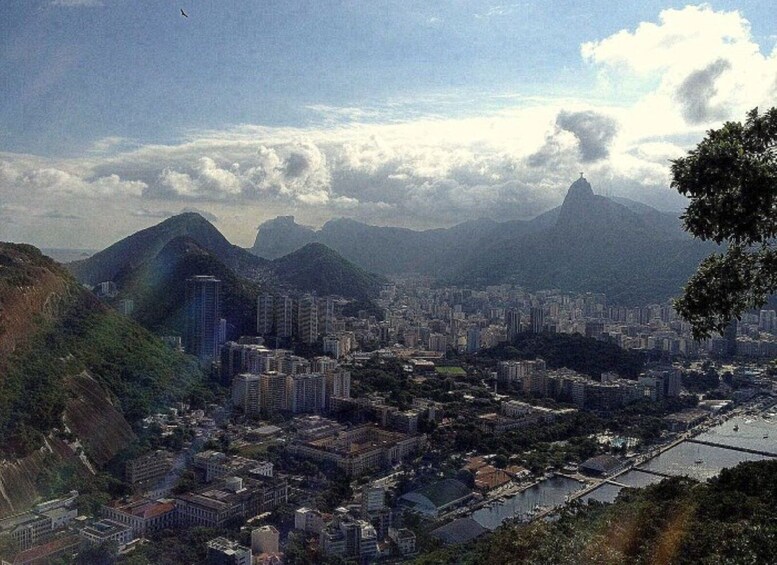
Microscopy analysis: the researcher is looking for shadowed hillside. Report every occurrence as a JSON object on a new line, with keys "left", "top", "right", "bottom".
{"left": 0, "top": 243, "right": 204, "bottom": 459}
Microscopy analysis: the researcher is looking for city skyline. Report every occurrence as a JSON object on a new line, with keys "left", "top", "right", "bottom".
{"left": 2, "top": 2, "right": 777, "bottom": 248}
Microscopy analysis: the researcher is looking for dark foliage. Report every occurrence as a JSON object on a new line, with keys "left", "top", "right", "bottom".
{"left": 671, "top": 107, "right": 777, "bottom": 338}
{"left": 474, "top": 332, "right": 645, "bottom": 378}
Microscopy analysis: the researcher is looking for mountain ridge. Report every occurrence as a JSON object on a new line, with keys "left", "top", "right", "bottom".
{"left": 67, "top": 213, "right": 384, "bottom": 302}
{"left": 251, "top": 179, "right": 710, "bottom": 303}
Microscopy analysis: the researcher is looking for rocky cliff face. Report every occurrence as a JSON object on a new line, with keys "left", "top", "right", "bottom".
{"left": 0, "top": 373, "right": 136, "bottom": 519}
{"left": 0, "top": 437, "right": 87, "bottom": 518}
{"left": 0, "top": 244, "right": 76, "bottom": 364}
{"left": 64, "top": 372, "right": 136, "bottom": 468}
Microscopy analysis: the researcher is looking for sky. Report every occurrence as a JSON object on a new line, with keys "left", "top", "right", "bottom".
{"left": 1, "top": 1, "right": 777, "bottom": 249}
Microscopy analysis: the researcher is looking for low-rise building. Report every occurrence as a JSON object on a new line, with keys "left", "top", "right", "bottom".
{"left": 388, "top": 527, "right": 417, "bottom": 556}
{"left": 288, "top": 424, "right": 425, "bottom": 475}
{"left": 0, "top": 492, "right": 78, "bottom": 551}
{"left": 125, "top": 450, "right": 173, "bottom": 486}
{"left": 193, "top": 451, "right": 273, "bottom": 482}
{"left": 398, "top": 479, "right": 473, "bottom": 517}
{"left": 579, "top": 455, "right": 627, "bottom": 477}
{"left": 102, "top": 497, "right": 176, "bottom": 539}
{"left": 3, "top": 534, "right": 81, "bottom": 565}
{"left": 176, "top": 476, "right": 287, "bottom": 528}
{"left": 294, "top": 507, "right": 325, "bottom": 534}
{"left": 664, "top": 409, "right": 708, "bottom": 432}
{"left": 251, "top": 525, "right": 279, "bottom": 554}
{"left": 79, "top": 519, "right": 133, "bottom": 549}
{"left": 206, "top": 537, "right": 252, "bottom": 565}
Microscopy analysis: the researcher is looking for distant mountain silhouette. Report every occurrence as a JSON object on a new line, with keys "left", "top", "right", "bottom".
{"left": 69, "top": 212, "right": 265, "bottom": 285}
{"left": 67, "top": 213, "right": 383, "bottom": 302}
{"left": 453, "top": 177, "right": 714, "bottom": 302}
{"left": 252, "top": 215, "right": 319, "bottom": 259}
{"left": 253, "top": 215, "right": 506, "bottom": 277}
{"left": 251, "top": 179, "right": 712, "bottom": 303}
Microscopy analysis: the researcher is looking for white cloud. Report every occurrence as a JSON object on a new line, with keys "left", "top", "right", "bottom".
{"left": 582, "top": 4, "right": 777, "bottom": 130}
{"left": 3, "top": 4, "right": 777, "bottom": 246}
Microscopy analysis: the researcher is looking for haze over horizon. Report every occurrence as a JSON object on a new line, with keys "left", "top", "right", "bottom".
{"left": 2, "top": 1, "right": 777, "bottom": 249}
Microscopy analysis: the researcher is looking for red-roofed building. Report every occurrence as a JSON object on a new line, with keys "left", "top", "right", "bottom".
{"left": 472, "top": 465, "right": 511, "bottom": 492}
{"left": 6, "top": 534, "right": 80, "bottom": 565}
{"left": 102, "top": 497, "right": 176, "bottom": 538}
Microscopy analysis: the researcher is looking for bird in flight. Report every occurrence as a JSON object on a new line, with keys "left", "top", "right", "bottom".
{"left": 180, "top": 8, "right": 188, "bottom": 17}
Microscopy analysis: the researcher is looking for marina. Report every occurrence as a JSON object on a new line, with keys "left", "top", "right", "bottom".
{"left": 462, "top": 401, "right": 777, "bottom": 532}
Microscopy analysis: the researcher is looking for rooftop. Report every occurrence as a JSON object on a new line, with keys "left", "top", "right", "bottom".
{"left": 405, "top": 479, "right": 471, "bottom": 509}
{"left": 430, "top": 517, "right": 488, "bottom": 545}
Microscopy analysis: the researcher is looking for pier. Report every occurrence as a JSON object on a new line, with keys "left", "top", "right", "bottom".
{"left": 685, "top": 438, "right": 777, "bottom": 458}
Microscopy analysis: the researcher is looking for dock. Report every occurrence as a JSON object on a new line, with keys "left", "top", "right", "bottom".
{"left": 685, "top": 438, "right": 777, "bottom": 458}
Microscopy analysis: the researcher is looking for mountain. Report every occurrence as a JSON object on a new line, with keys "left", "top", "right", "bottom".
{"left": 68, "top": 213, "right": 384, "bottom": 302}
{"left": 272, "top": 242, "right": 385, "bottom": 301}
{"left": 251, "top": 215, "right": 318, "bottom": 259}
{"left": 0, "top": 243, "right": 204, "bottom": 514}
{"left": 452, "top": 177, "right": 713, "bottom": 303}
{"left": 68, "top": 212, "right": 267, "bottom": 285}
{"left": 113, "top": 236, "right": 264, "bottom": 338}
{"left": 251, "top": 179, "right": 711, "bottom": 303}
{"left": 252, "top": 215, "right": 505, "bottom": 276}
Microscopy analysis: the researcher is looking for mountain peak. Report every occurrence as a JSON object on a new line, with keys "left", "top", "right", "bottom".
{"left": 252, "top": 216, "right": 316, "bottom": 259}
{"left": 563, "top": 175, "right": 594, "bottom": 204}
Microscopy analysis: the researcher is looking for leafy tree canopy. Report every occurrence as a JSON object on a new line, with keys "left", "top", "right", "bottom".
{"left": 671, "top": 107, "right": 777, "bottom": 338}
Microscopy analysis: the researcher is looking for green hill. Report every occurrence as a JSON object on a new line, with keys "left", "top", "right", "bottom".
{"left": 473, "top": 332, "right": 645, "bottom": 378}
{"left": 68, "top": 213, "right": 384, "bottom": 308}
{"left": 271, "top": 242, "right": 386, "bottom": 301}
{"left": 68, "top": 212, "right": 269, "bottom": 285}
{"left": 0, "top": 242, "right": 204, "bottom": 457}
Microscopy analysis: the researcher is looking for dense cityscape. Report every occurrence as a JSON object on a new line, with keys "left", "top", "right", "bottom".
{"left": 2, "top": 2, "right": 777, "bottom": 564}
{"left": 1, "top": 250, "right": 775, "bottom": 563}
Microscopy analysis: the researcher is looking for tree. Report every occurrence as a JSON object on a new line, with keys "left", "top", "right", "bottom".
{"left": 671, "top": 107, "right": 777, "bottom": 338}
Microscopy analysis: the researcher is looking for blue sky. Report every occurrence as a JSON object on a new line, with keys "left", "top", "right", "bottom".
{"left": 1, "top": 1, "right": 777, "bottom": 247}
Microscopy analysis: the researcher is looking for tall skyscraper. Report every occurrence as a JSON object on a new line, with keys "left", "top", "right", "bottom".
{"left": 275, "top": 295, "right": 294, "bottom": 339}
{"left": 506, "top": 308, "right": 520, "bottom": 342}
{"left": 759, "top": 310, "right": 776, "bottom": 332}
{"left": 530, "top": 307, "right": 545, "bottom": 334}
{"left": 326, "top": 368, "right": 351, "bottom": 409}
{"left": 466, "top": 326, "right": 481, "bottom": 354}
{"left": 428, "top": 333, "right": 446, "bottom": 352}
{"left": 322, "top": 297, "right": 336, "bottom": 335}
{"left": 232, "top": 373, "right": 261, "bottom": 417}
{"left": 297, "top": 295, "right": 319, "bottom": 344}
{"left": 257, "top": 293, "right": 274, "bottom": 335}
{"left": 724, "top": 318, "right": 738, "bottom": 357}
{"left": 185, "top": 275, "right": 221, "bottom": 362}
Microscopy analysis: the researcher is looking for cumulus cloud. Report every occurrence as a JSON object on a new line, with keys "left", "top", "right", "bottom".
{"left": 143, "top": 144, "right": 331, "bottom": 205}
{"left": 131, "top": 207, "right": 219, "bottom": 222}
{"left": 582, "top": 4, "right": 777, "bottom": 129}
{"left": 556, "top": 110, "right": 619, "bottom": 162}
{"left": 675, "top": 59, "right": 732, "bottom": 124}
{"left": 3, "top": 4, "right": 777, "bottom": 247}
